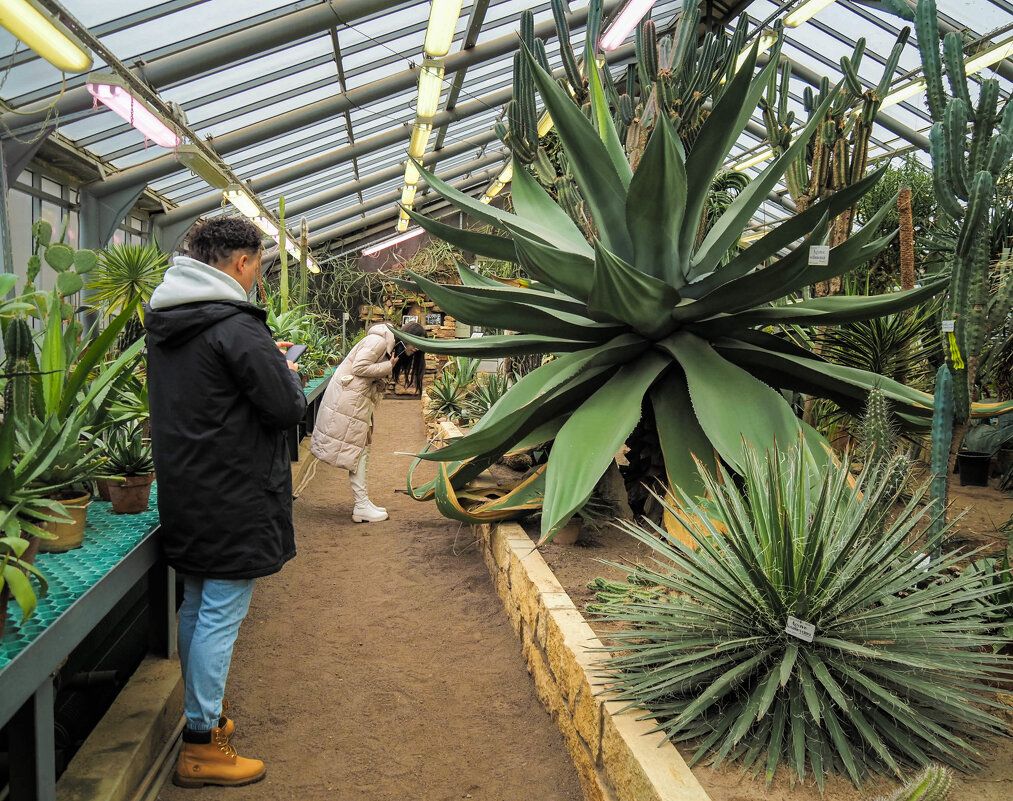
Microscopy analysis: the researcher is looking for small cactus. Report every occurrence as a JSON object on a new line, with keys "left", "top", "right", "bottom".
{"left": 870, "top": 764, "right": 952, "bottom": 801}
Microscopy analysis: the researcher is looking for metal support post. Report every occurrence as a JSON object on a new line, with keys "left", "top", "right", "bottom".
{"left": 148, "top": 561, "right": 177, "bottom": 659}
{"left": 8, "top": 675, "right": 56, "bottom": 801}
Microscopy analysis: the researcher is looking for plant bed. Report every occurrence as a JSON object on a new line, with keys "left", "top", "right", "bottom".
{"left": 521, "top": 506, "right": 1013, "bottom": 801}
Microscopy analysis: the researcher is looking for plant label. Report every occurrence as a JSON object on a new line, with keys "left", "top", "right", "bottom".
{"left": 941, "top": 320, "right": 955, "bottom": 332}
{"left": 808, "top": 245, "right": 830, "bottom": 266}
{"left": 785, "top": 616, "right": 815, "bottom": 643}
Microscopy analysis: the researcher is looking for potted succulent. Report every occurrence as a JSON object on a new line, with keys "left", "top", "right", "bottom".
{"left": 958, "top": 416, "right": 1013, "bottom": 486}
{"left": 100, "top": 422, "right": 155, "bottom": 514}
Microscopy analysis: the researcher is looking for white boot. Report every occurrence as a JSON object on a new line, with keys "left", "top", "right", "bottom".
{"left": 350, "top": 448, "right": 387, "bottom": 523}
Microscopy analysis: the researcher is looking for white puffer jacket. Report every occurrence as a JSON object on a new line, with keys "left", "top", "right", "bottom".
{"left": 310, "top": 324, "right": 395, "bottom": 470}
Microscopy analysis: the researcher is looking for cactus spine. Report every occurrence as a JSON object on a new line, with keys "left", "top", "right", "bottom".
{"left": 871, "top": 764, "right": 952, "bottom": 801}
{"left": 3, "top": 318, "right": 36, "bottom": 424}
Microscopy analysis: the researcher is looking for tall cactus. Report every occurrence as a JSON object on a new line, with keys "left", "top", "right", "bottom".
{"left": 915, "top": 0, "right": 1013, "bottom": 454}
{"left": 928, "top": 364, "right": 954, "bottom": 557}
{"left": 3, "top": 318, "right": 37, "bottom": 424}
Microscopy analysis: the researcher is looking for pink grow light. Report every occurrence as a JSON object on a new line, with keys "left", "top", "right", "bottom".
{"left": 600, "top": 0, "right": 658, "bottom": 51}
{"left": 86, "top": 80, "right": 180, "bottom": 148}
{"left": 361, "top": 227, "right": 425, "bottom": 256}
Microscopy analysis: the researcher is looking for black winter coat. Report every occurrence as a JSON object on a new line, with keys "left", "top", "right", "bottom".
{"left": 144, "top": 300, "right": 307, "bottom": 579}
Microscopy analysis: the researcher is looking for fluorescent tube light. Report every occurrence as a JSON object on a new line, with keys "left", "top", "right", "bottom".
{"left": 496, "top": 163, "right": 513, "bottom": 184}
{"left": 0, "top": 0, "right": 93, "bottom": 73}
{"left": 880, "top": 79, "right": 926, "bottom": 109}
{"left": 408, "top": 123, "right": 433, "bottom": 159}
{"left": 307, "top": 256, "right": 320, "bottom": 274}
{"left": 86, "top": 73, "right": 180, "bottom": 147}
{"left": 784, "top": 0, "right": 837, "bottom": 28}
{"left": 223, "top": 185, "right": 260, "bottom": 218}
{"left": 363, "top": 226, "right": 425, "bottom": 255}
{"left": 416, "top": 58, "right": 445, "bottom": 119}
{"left": 963, "top": 35, "right": 1013, "bottom": 75}
{"left": 396, "top": 217, "right": 409, "bottom": 233}
{"left": 402, "top": 185, "right": 417, "bottom": 207}
{"left": 251, "top": 217, "right": 278, "bottom": 238}
{"left": 733, "top": 30, "right": 778, "bottom": 74}
{"left": 537, "top": 111, "right": 554, "bottom": 137}
{"left": 405, "top": 161, "right": 421, "bottom": 185}
{"left": 733, "top": 148, "right": 773, "bottom": 171}
{"left": 480, "top": 194, "right": 493, "bottom": 205}
{"left": 600, "top": 0, "right": 658, "bottom": 52}
{"left": 424, "top": 0, "right": 463, "bottom": 58}
{"left": 176, "top": 144, "right": 231, "bottom": 188}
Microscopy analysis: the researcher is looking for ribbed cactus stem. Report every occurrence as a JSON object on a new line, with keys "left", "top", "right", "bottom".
{"left": 943, "top": 98, "right": 970, "bottom": 200}
{"left": 3, "top": 318, "right": 36, "bottom": 424}
{"left": 928, "top": 365, "right": 954, "bottom": 556}
{"left": 915, "top": 0, "right": 947, "bottom": 121}
{"left": 969, "top": 79, "right": 999, "bottom": 174}
{"left": 550, "top": 0, "right": 582, "bottom": 98}
{"left": 861, "top": 387, "right": 895, "bottom": 468}
{"left": 875, "top": 764, "right": 952, "bottom": 801}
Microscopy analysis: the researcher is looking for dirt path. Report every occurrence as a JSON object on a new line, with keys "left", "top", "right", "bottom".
{"left": 157, "top": 397, "right": 583, "bottom": 801}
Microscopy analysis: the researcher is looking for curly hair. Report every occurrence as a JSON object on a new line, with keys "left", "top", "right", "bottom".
{"left": 186, "top": 217, "right": 263, "bottom": 266}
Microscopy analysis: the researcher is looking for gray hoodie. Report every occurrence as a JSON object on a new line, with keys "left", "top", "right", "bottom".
{"left": 149, "top": 255, "right": 249, "bottom": 310}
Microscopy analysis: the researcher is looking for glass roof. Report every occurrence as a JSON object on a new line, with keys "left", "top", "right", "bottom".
{"left": 1, "top": 0, "right": 1010, "bottom": 251}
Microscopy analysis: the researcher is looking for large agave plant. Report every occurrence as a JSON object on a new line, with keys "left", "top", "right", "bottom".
{"left": 395, "top": 39, "right": 998, "bottom": 541}
{"left": 595, "top": 446, "right": 1011, "bottom": 787}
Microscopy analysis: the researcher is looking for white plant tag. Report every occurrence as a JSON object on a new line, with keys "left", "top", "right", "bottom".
{"left": 785, "top": 616, "right": 815, "bottom": 643}
{"left": 808, "top": 245, "right": 830, "bottom": 266}
{"left": 913, "top": 552, "right": 931, "bottom": 571}
{"left": 941, "top": 320, "right": 955, "bottom": 332}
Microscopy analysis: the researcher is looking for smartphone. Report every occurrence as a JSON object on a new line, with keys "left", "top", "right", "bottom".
{"left": 392, "top": 340, "right": 407, "bottom": 359}
{"left": 285, "top": 344, "right": 308, "bottom": 362}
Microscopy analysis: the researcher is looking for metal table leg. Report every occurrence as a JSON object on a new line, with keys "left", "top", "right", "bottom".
{"left": 8, "top": 675, "right": 56, "bottom": 801}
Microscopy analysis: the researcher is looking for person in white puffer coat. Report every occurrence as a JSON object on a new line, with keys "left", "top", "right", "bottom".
{"left": 310, "top": 321, "right": 427, "bottom": 521}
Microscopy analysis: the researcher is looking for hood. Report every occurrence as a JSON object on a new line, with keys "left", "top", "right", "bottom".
{"left": 149, "top": 256, "right": 249, "bottom": 310}
{"left": 368, "top": 323, "right": 396, "bottom": 351}
{"left": 145, "top": 258, "right": 264, "bottom": 348}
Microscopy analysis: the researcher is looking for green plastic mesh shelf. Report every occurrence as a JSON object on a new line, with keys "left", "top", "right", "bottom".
{"left": 0, "top": 485, "right": 160, "bottom": 668}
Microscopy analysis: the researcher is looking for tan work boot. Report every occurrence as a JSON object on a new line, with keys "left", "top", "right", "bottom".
{"left": 173, "top": 726, "right": 265, "bottom": 788}
{"left": 219, "top": 699, "right": 234, "bottom": 739}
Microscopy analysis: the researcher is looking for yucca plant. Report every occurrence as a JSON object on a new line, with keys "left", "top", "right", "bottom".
{"left": 463, "top": 371, "right": 514, "bottom": 421}
{"left": 594, "top": 444, "right": 1012, "bottom": 788}
{"left": 87, "top": 240, "right": 168, "bottom": 322}
{"left": 425, "top": 365, "right": 468, "bottom": 423}
{"left": 394, "top": 35, "right": 1005, "bottom": 541}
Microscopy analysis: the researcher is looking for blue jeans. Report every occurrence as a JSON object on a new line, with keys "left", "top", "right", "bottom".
{"left": 177, "top": 575, "right": 256, "bottom": 732}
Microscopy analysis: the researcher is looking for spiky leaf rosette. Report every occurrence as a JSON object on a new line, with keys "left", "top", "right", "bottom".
{"left": 396, "top": 42, "right": 960, "bottom": 542}
{"left": 594, "top": 446, "right": 1012, "bottom": 788}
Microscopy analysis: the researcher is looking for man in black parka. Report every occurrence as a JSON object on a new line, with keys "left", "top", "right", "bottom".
{"left": 144, "top": 217, "right": 306, "bottom": 788}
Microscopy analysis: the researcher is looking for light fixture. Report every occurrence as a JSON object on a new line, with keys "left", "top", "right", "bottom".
{"left": 223, "top": 185, "right": 260, "bottom": 218}
{"left": 783, "top": 0, "right": 837, "bottom": 28}
{"left": 880, "top": 79, "right": 926, "bottom": 109}
{"left": 408, "top": 123, "right": 433, "bottom": 159}
{"left": 480, "top": 194, "right": 493, "bottom": 205}
{"left": 424, "top": 0, "right": 463, "bottom": 58}
{"left": 733, "top": 30, "right": 778, "bottom": 74}
{"left": 732, "top": 148, "right": 773, "bottom": 171}
{"left": 176, "top": 144, "right": 231, "bottom": 188}
{"left": 307, "top": 256, "right": 320, "bottom": 274}
{"left": 963, "top": 34, "right": 1013, "bottom": 75}
{"left": 251, "top": 217, "right": 279, "bottom": 238}
{"left": 0, "top": 0, "right": 93, "bottom": 73}
{"left": 600, "top": 0, "right": 658, "bottom": 52}
{"left": 364, "top": 225, "right": 425, "bottom": 255}
{"left": 739, "top": 230, "right": 768, "bottom": 244}
{"left": 405, "top": 160, "right": 421, "bottom": 185}
{"left": 486, "top": 180, "right": 506, "bottom": 199}
{"left": 401, "top": 184, "right": 417, "bottom": 206}
{"left": 86, "top": 72, "right": 181, "bottom": 147}
{"left": 416, "top": 59, "right": 445, "bottom": 119}
{"left": 496, "top": 163, "right": 513, "bottom": 184}
{"left": 396, "top": 217, "right": 409, "bottom": 233}
{"left": 537, "top": 111, "right": 554, "bottom": 137}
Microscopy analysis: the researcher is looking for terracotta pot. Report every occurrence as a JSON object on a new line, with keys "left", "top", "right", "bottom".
{"left": 554, "top": 518, "right": 582, "bottom": 546}
{"left": 108, "top": 473, "right": 155, "bottom": 514}
{"left": 39, "top": 491, "right": 92, "bottom": 553}
{"left": 0, "top": 536, "right": 41, "bottom": 639}
{"left": 96, "top": 478, "right": 115, "bottom": 502}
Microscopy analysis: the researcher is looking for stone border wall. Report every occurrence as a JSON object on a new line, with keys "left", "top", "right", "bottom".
{"left": 474, "top": 521, "right": 712, "bottom": 801}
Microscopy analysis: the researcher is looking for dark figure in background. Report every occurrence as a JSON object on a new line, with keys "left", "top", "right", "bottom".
{"left": 144, "top": 217, "right": 306, "bottom": 788}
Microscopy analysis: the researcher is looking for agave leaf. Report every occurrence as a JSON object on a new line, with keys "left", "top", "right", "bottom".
{"left": 589, "top": 241, "right": 680, "bottom": 337}
{"left": 679, "top": 38, "right": 780, "bottom": 268}
{"left": 395, "top": 326, "right": 590, "bottom": 357}
{"left": 402, "top": 205, "right": 516, "bottom": 262}
{"left": 660, "top": 332, "right": 822, "bottom": 474}
{"left": 511, "top": 158, "right": 596, "bottom": 253}
{"left": 410, "top": 157, "right": 592, "bottom": 257}
{"left": 455, "top": 264, "right": 507, "bottom": 288}
{"left": 539, "top": 351, "right": 670, "bottom": 542}
{"left": 684, "top": 166, "right": 888, "bottom": 299}
{"left": 406, "top": 271, "right": 623, "bottom": 341}
{"left": 40, "top": 290, "right": 65, "bottom": 415}
{"left": 626, "top": 113, "right": 687, "bottom": 284}
{"left": 588, "top": 55, "right": 632, "bottom": 189}
{"left": 650, "top": 370, "right": 715, "bottom": 499}
{"left": 701, "top": 277, "right": 948, "bottom": 331}
{"left": 522, "top": 46, "right": 633, "bottom": 261}
{"left": 510, "top": 227, "right": 597, "bottom": 302}
{"left": 433, "top": 282, "right": 590, "bottom": 317}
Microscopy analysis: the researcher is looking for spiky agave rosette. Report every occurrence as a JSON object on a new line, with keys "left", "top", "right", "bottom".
{"left": 394, "top": 39, "right": 1009, "bottom": 542}
{"left": 593, "top": 446, "right": 1012, "bottom": 787}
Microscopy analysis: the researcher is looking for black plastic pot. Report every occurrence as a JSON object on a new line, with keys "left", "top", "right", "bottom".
{"left": 957, "top": 451, "right": 991, "bottom": 486}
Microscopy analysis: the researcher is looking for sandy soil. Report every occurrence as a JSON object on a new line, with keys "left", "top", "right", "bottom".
{"left": 156, "top": 397, "right": 583, "bottom": 801}
{"left": 532, "top": 473, "right": 1013, "bottom": 801}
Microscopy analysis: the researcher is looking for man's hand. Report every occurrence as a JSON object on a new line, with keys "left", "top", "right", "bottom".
{"left": 286, "top": 360, "right": 299, "bottom": 372}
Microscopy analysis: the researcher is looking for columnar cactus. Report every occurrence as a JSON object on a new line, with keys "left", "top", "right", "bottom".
{"left": 916, "top": 0, "right": 1013, "bottom": 423}
{"left": 2, "top": 318, "right": 37, "bottom": 423}
{"left": 928, "top": 364, "right": 954, "bottom": 555}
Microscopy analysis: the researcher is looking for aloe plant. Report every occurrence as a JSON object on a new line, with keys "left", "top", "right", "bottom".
{"left": 392, "top": 33, "right": 989, "bottom": 541}
{"left": 594, "top": 445, "right": 1011, "bottom": 787}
